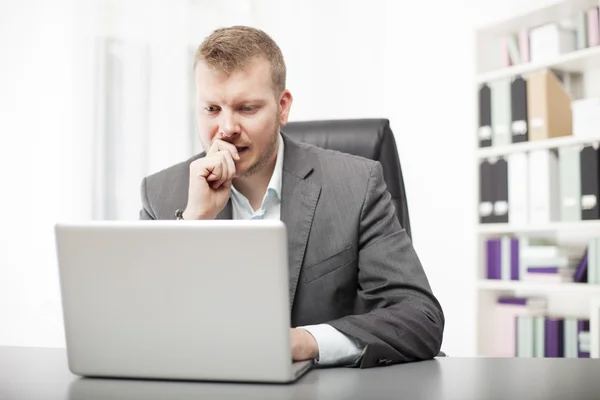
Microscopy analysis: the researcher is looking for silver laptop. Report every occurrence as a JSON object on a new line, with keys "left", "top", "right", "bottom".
{"left": 54, "top": 220, "right": 312, "bottom": 383}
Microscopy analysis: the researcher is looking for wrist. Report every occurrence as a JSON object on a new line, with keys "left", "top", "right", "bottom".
{"left": 302, "top": 329, "right": 319, "bottom": 360}
{"left": 181, "top": 208, "right": 216, "bottom": 220}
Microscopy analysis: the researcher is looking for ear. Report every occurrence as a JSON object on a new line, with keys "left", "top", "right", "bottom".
{"left": 278, "top": 90, "right": 293, "bottom": 126}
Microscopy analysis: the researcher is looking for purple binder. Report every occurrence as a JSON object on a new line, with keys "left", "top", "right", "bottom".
{"left": 487, "top": 238, "right": 502, "bottom": 279}
{"left": 545, "top": 317, "right": 565, "bottom": 358}
{"left": 527, "top": 267, "right": 560, "bottom": 274}
{"left": 573, "top": 249, "right": 588, "bottom": 283}
{"left": 498, "top": 297, "right": 528, "bottom": 305}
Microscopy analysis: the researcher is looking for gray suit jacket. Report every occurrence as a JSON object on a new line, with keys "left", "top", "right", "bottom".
{"left": 139, "top": 134, "right": 445, "bottom": 368}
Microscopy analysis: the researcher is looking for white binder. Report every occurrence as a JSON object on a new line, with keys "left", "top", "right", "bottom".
{"left": 528, "top": 149, "right": 560, "bottom": 224}
{"left": 508, "top": 152, "right": 529, "bottom": 225}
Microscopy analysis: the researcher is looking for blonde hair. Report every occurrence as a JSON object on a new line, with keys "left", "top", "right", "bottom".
{"left": 194, "top": 26, "right": 286, "bottom": 95}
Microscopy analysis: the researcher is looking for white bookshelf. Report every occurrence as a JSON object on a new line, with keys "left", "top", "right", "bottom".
{"left": 476, "top": 46, "right": 600, "bottom": 84}
{"left": 477, "top": 134, "right": 600, "bottom": 158}
{"left": 478, "top": 220, "right": 600, "bottom": 234}
{"left": 478, "top": 279, "right": 600, "bottom": 294}
{"left": 475, "top": 0, "right": 600, "bottom": 358}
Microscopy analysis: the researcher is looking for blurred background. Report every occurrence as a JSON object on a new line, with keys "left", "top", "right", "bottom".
{"left": 1, "top": 0, "right": 599, "bottom": 359}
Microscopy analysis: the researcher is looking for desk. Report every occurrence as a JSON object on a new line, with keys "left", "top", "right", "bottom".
{"left": 1, "top": 346, "right": 600, "bottom": 400}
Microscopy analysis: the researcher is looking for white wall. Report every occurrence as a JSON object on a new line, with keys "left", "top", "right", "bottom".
{"left": 0, "top": 0, "right": 84, "bottom": 347}
{"left": 0, "top": 0, "right": 556, "bottom": 356}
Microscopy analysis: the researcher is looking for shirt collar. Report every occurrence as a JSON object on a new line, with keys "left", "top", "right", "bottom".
{"left": 268, "top": 132, "right": 284, "bottom": 200}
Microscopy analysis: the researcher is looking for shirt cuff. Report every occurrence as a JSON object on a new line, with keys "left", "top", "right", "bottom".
{"left": 299, "top": 324, "right": 365, "bottom": 367}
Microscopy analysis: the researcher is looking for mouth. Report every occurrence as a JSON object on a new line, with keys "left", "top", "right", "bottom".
{"left": 236, "top": 146, "right": 249, "bottom": 155}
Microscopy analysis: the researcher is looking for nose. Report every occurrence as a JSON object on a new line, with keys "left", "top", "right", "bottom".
{"left": 217, "top": 110, "right": 240, "bottom": 140}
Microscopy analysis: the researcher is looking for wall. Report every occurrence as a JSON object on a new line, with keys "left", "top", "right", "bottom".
{"left": 0, "top": 0, "right": 81, "bottom": 347}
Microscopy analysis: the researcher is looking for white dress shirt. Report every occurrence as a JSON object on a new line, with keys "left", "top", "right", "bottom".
{"left": 229, "top": 133, "right": 364, "bottom": 366}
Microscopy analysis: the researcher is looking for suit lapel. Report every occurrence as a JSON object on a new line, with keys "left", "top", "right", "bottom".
{"left": 280, "top": 135, "right": 321, "bottom": 309}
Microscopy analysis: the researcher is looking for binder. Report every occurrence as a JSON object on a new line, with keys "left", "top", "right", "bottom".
{"left": 491, "top": 79, "right": 512, "bottom": 147}
{"left": 580, "top": 145, "right": 600, "bottom": 220}
{"left": 572, "top": 97, "right": 600, "bottom": 138}
{"left": 529, "top": 23, "right": 576, "bottom": 63}
{"left": 526, "top": 69, "right": 572, "bottom": 141}
{"left": 559, "top": 146, "right": 582, "bottom": 221}
{"left": 575, "top": 10, "right": 589, "bottom": 50}
{"left": 511, "top": 76, "right": 528, "bottom": 143}
{"left": 507, "top": 34, "right": 521, "bottom": 65}
{"left": 529, "top": 149, "right": 560, "bottom": 223}
{"left": 545, "top": 317, "right": 565, "bottom": 358}
{"left": 493, "top": 158, "right": 509, "bottom": 223}
{"left": 479, "top": 160, "right": 494, "bottom": 223}
{"left": 508, "top": 152, "right": 528, "bottom": 225}
{"left": 519, "top": 28, "right": 530, "bottom": 63}
{"left": 478, "top": 83, "right": 493, "bottom": 147}
{"left": 588, "top": 7, "right": 600, "bottom": 47}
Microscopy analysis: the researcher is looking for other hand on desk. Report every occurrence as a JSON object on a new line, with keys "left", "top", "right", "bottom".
{"left": 290, "top": 328, "right": 319, "bottom": 361}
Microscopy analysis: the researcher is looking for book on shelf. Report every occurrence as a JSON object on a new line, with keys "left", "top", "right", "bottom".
{"left": 489, "top": 295, "right": 591, "bottom": 358}
{"left": 479, "top": 143, "right": 600, "bottom": 224}
{"left": 491, "top": 296, "right": 546, "bottom": 357}
{"left": 485, "top": 236, "right": 589, "bottom": 284}
{"left": 489, "top": 5, "right": 600, "bottom": 71}
{"left": 588, "top": 6, "right": 600, "bottom": 47}
{"left": 587, "top": 237, "right": 600, "bottom": 284}
{"left": 514, "top": 312, "right": 590, "bottom": 358}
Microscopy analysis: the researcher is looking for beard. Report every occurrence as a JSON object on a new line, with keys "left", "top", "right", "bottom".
{"left": 239, "top": 114, "right": 280, "bottom": 178}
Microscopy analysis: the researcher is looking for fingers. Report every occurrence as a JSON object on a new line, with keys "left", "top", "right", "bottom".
{"left": 213, "top": 154, "right": 230, "bottom": 189}
{"left": 204, "top": 157, "right": 223, "bottom": 183}
{"left": 205, "top": 151, "right": 236, "bottom": 189}
{"left": 207, "top": 139, "right": 240, "bottom": 161}
{"left": 223, "top": 151, "right": 236, "bottom": 181}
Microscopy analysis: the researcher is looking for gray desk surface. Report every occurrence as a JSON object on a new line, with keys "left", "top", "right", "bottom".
{"left": 2, "top": 346, "right": 600, "bottom": 400}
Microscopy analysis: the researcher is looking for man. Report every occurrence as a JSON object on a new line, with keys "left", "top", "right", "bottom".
{"left": 139, "top": 25, "right": 444, "bottom": 368}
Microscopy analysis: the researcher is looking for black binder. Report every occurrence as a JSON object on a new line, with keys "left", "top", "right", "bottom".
{"left": 479, "top": 160, "right": 494, "bottom": 223}
{"left": 492, "top": 158, "right": 509, "bottom": 223}
{"left": 478, "top": 84, "right": 492, "bottom": 147}
{"left": 510, "top": 76, "right": 528, "bottom": 143}
{"left": 580, "top": 145, "right": 600, "bottom": 220}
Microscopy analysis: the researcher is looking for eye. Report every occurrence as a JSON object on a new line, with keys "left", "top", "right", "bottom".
{"left": 204, "top": 106, "right": 219, "bottom": 114}
{"left": 240, "top": 106, "right": 256, "bottom": 113}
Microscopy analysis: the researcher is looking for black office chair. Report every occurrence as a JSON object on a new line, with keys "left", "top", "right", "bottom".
{"left": 282, "top": 118, "right": 412, "bottom": 240}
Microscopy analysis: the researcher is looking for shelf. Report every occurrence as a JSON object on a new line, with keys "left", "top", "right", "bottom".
{"left": 475, "top": 0, "right": 599, "bottom": 36}
{"left": 476, "top": 46, "right": 600, "bottom": 84}
{"left": 477, "top": 135, "right": 600, "bottom": 158}
{"left": 477, "top": 279, "right": 600, "bottom": 294}
{"left": 478, "top": 221, "right": 600, "bottom": 234}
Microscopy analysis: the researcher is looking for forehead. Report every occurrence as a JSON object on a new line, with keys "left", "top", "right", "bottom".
{"left": 195, "top": 57, "right": 273, "bottom": 101}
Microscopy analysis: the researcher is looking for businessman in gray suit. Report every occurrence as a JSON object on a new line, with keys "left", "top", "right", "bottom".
{"left": 139, "top": 26, "right": 444, "bottom": 368}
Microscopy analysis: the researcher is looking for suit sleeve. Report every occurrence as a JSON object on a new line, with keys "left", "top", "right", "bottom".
{"left": 139, "top": 177, "right": 156, "bottom": 220}
{"left": 327, "top": 161, "right": 445, "bottom": 368}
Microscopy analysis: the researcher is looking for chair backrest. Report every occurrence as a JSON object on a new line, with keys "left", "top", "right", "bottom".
{"left": 282, "top": 118, "right": 412, "bottom": 240}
